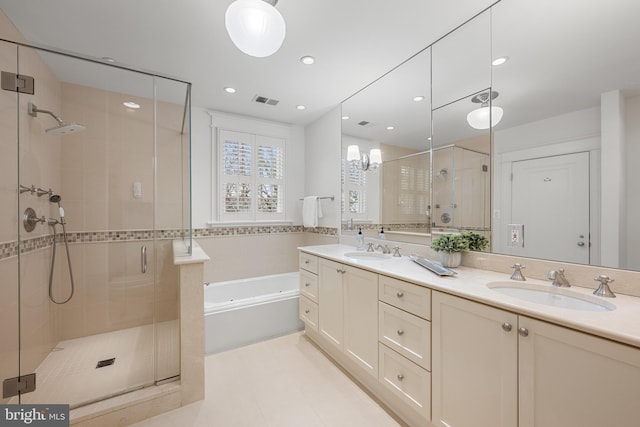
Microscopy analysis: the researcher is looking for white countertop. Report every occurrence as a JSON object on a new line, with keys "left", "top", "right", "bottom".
{"left": 299, "top": 244, "right": 640, "bottom": 349}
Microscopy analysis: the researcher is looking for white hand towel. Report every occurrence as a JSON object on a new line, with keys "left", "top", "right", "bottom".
{"left": 303, "top": 196, "right": 319, "bottom": 227}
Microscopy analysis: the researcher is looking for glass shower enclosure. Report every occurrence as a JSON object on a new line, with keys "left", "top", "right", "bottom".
{"left": 0, "top": 38, "right": 191, "bottom": 409}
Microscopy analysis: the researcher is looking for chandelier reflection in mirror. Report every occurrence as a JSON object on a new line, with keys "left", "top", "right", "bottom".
{"left": 347, "top": 145, "right": 382, "bottom": 171}
{"left": 466, "top": 90, "right": 504, "bottom": 130}
{"left": 225, "top": 0, "right": 286, "bottom": 58}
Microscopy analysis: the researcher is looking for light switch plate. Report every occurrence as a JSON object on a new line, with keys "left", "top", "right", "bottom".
{"left": 507, "top": 224, "right": 524, "bottom": 247}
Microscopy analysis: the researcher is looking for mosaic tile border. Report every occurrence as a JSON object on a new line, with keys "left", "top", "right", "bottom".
{"left": 1, "top": 225, "right": 339, "bottom": 259}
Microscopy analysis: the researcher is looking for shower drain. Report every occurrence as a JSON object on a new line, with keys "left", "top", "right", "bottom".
{"left": 96, "top": 358, "right": 115, "bottom": 368}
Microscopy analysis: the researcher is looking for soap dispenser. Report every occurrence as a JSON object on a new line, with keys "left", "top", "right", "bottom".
{"left": 356, "top": 228, "right": 364, "bottom": 250}
{"left": 379, "top": 227, "right": 386, "bottom": 240}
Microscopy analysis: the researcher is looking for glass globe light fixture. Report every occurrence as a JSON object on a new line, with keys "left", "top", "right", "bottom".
{"left": 225, "top": 0, "right": 286, "bottom": 58}
{"left": 466, "top": 91, "right": 504, "bottom": 130}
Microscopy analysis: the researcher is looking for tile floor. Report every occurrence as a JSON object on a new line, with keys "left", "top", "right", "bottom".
{"left": 130, "top": 332, "right": 404, "bottom": 427}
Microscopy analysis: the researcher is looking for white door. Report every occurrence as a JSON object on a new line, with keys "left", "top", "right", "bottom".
{"left": 510, "top": 152, "right": 590, "bottom": 264}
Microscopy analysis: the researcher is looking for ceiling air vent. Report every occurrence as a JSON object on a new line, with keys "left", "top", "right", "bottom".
{"left": 253, "top": 95, "right": 279, "bottom": 106}
{"left": 358, "top": 120, "right": 372, "bottom": 126}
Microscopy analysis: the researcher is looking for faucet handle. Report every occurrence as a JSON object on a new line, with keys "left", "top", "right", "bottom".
{"left": 366, "top": 242, "right": 375, "bottom": 252}
{"left": 593, "top": 275, "right": 616, "bottom": 298}
{"left": 392, "top": 246, "right": 401, "bottom": 257}
{"left": 510, "top": 263, "right": 526, "bottom": 281}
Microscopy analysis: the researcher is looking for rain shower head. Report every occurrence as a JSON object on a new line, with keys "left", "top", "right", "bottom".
{"left": 28, "top": 102, "right": 86, "bottom": 135}
{"left": 46, "top": 123, "right": 86, "bottom": 135}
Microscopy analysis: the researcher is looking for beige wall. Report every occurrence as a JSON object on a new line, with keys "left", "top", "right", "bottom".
{"left": 197, "top": 231, "right": 337, "bottom": 283}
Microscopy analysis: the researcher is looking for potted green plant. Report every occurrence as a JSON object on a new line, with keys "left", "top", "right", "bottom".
{"left": 461, "top": 231, "right": 490, "bottom": 252}
{"left": 430, "top": 233, "right": 469, "bottom": 267}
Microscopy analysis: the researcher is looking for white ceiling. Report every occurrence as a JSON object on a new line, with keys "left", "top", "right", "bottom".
{"left": 0, "top": 0, "right": 497, "bottom": 126}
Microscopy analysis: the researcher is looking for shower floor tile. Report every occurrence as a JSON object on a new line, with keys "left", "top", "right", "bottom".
{"left": 15, "top": 320, "right": 179, "bottom": 408}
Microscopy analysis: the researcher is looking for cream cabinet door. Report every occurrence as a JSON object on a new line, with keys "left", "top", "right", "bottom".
{"left": 343, "top": 265, "right": 379, "bottom": 378}
{"left": 432, "top": 291, "right": 518, "bottom": 427}
{"left": 318, "top": 258, "right": 344, "bottom": 350}
{"left": 518, "top": 317, "right": 640, "bottom": 427}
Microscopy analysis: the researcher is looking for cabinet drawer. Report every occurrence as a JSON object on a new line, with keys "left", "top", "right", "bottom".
{"left": 379, "top": 302, "right": 431, "bottom": 370}
{"left": 299, "top": 252, "right": 318, "bottom": 274}
{"left": 299, "top": 296, "right": 318, "bottom": 332}
{"left": 300, "top": 270, "right": 318, "bottom": 302}
{"left": 379, "top": 275, "right": 431, "bottom": 320}
{"left": 379, "top": 343, "right": 431, "bottom": 421}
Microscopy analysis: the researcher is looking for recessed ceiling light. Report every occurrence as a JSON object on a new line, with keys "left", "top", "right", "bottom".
{"left": 224, "top": 87, "right": 236, "bottom": 94}
{"left": 300, "top": 56, "right": 315, "bottom": 65}
{"left": 123, "top": 101, "right": 140, "bottom": 109}
{"left": 386, "top": 126, "right": 395, "bottom": 131}
{"left": 296, "top": 105, "right": 306, "bottom": 110}
{"left": 413, "top": 96, "right": 425, "bottom": 102}
{"left": 102, "top": 57, "right": 115, "bottom": 63}
{"left": 492, "top": 56, "right": 509, "bottom": 66}
{"left": 342, "top": 116, "right": 350, "bottom": 120}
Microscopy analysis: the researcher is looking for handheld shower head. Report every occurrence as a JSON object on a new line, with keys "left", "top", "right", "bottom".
{"left": 49, "top": 194, "right": 65, "bottom": 221}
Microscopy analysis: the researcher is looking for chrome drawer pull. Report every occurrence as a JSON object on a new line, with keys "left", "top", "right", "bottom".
{"left": 502, "top": 322, "right": 512, "bottom": 332}
{"left": 304, "top": 259, "right": 310, "bottom": 264}
{"left": 518, "top": 327, "right": 529, "bottom": 337}
{"left": 397, "top": 374, "right": 404, "bottom": 381}
{"left": 396, "top": 291, "right": 404, "bottom": 298}
{"left": 397, "top": 329, "right": 404, "bottom": 336}
{"left": 305, "top": 309, "right": 310, "bottom": 314}
{"left": 305, "top": 282, "right": 310, "bottom": 287}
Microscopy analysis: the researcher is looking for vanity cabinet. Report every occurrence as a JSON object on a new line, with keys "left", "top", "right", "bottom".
{"left": 317, "top": 257, "right": 379, "bottom": 378}
{"left": 432, "top": 291, "right": 640, "bottom": 427}
{"left": 299, "top": 253, "right": 319, "bottom": 332}
{"left": 378, "top": 275, "right": 432, "bottom": 421}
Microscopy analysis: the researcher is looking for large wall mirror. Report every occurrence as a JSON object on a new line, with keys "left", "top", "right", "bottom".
{"left": 341, "top": 0, "right": 640, "bottom": 272}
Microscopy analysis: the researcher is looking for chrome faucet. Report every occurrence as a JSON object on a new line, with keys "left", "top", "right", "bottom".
{"left": 366, "top": 242, "right": 375, "bottom": 252}
{"left": 375, "top": 244, "right": 391, "bottom": 254}
{"left": 593, "top": 275, "right": 616, "bottom": 298}
{"left": 510, "top": 263, "right": 526, "bottom": 281}
{"left": 547, "top": 268, "right": 570, "bottom": 287}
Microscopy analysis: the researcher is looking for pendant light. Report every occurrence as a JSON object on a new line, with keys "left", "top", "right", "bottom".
{"left": 466, "top": 91, "right": 504, "bottom": 130}
{"left": 225, "top": 0, "right": 286, "bottom": 58}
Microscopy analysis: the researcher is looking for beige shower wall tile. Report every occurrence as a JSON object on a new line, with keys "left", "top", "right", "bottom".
{"left": 0, "top": 258, "right": 19, "bottom": 403}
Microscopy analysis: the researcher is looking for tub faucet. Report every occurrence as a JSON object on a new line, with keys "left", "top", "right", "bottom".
{"left": 510, "top": 263, "right": 526, "bottom": 281}
{"left": 547, "top": 268, "right": 570, "bottom": 287}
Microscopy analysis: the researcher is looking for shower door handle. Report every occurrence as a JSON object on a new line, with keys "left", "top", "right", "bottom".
{"left": 141, "top": 245, "right": 147, "bottom": 274}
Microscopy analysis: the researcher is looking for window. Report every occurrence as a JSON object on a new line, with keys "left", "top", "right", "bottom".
{"left": 341, "top": 157, "right": 367, "bottom": 218}
{"left": 219, "top": 129, "right": 285, "bottom": 222}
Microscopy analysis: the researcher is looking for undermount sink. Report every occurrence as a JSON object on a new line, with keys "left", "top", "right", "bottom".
{"left": 486, "top": 281, "right": 616, "bottom": 312}
{"left": 344, "top": 251, "right": 391, "bottom": 261}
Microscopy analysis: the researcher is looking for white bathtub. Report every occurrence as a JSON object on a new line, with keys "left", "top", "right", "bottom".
{"left": 204, "top": 272, "right": 304, "bottom": 354}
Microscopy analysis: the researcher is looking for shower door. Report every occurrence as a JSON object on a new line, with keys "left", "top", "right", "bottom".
{"left": 13, "top": 44, "right": 159, "bottom": 408}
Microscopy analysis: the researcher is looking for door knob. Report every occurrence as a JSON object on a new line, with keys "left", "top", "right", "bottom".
{"left": 577, "top": 242, "right": 585, "bottom": 247}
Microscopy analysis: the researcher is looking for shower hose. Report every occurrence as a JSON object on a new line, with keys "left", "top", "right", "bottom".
{"left": 48, "top": 221, "right": 75, "bottom": 304}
